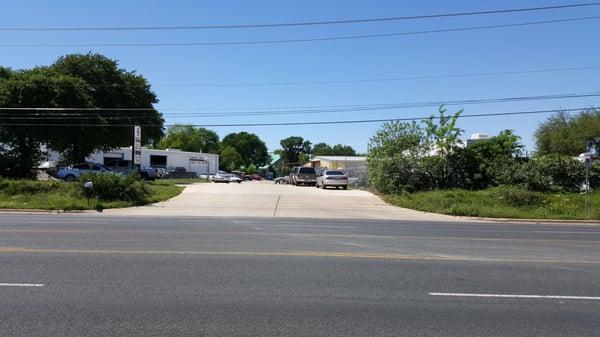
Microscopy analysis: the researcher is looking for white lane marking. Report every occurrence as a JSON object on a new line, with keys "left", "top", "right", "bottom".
{"left": 532, "top": 230, "right": 600, "bottom": 234}
{"left": 0, "top": 283, "right": 45, "bottom": 287}
{"left": 429, "top": 292, "right": 600, "bottom": 300}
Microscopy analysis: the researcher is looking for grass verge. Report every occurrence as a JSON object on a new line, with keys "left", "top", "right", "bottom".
{"left": 0, "top": 179, "right": 183, "bottom": 211}
{"left": 384, "top": 185, "right": 600, "bottom": 220}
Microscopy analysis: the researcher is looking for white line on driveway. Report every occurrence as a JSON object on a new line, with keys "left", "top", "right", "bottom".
{"left": 0, "top": 283, "right": 45, "bottom": 287}
{"left": 429, "top": 292, "right": 600, "bottom": 300}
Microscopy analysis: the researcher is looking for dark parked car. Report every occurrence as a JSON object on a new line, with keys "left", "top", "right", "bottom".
{"left": 163, "top": 167, "right": 197, "bottom": 179}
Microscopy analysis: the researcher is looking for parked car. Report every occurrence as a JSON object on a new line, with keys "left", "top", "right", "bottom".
{"left": 231, "top": 171, "right": 247, "bottom": 180}
{"left": 250, "top": 174, "right": 262, "bottom": 181}
{"left": 212, "top": 171, "right": 231, "bottom": 183}
{"left": 289, "top": 166, "right": 301, "bottom": 185}
{"left": 139, "top": 167, "right": 163, "bottom": 181}
{"left": 163, "top": 167, "right": 197, "bottom": 179}
{"left": 274, "top": 176, "right": 289, "bottom": 184}
{"left": 56, "top": 163, "right": 114, "bottom": 181}
{"left": 228, "top": 173, "right": 243, "bottom": 183}
{"left": 292, "top": 167, "right": 316, "bottom": 186}
{"left": 316, "top": 169, "right": 348, "bottom": 189}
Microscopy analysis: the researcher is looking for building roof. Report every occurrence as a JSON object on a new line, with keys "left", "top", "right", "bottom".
{"left": 269, "top": 153, "right": 281, "bottom": 164}
{"left": 311, "top": 156, "right": 366, "bottom": 162}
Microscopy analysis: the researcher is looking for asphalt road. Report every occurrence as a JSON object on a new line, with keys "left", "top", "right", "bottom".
{"left": 1, "top": 214, "right": 599, "bottom": 336}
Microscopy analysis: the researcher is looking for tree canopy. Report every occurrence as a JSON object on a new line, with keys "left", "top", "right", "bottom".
{"left": 157, "top": 125, "right": 220, "bottom": 153}
{"left": 221, "top": 132, "right": 270, "bottom": 168}
{"left": 277, "top": 136, "right": 312, "bottom": 165}
{"left": 312, "top": 143, "right": 357, "bottom": 156}
{"left": 0, "top": 53, "right": 164, "bottom": 177}
{"left": 219, "top": 145, "right": 242, "bottom": 172}
{"left": 534, "top": 109, "right": 600, "bottom": 156}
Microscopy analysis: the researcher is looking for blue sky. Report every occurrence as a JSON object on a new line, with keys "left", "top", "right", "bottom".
{"left": 1, "top": 0, "right": 599, "bottom": 153}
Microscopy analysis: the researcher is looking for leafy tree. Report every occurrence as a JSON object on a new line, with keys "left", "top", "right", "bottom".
{"left": 219, "top": 145, "right": 242, "bottom": 172}
{"left": 0, "top": 53, "right": 165, "bottom": 176}
{"left": 246, "top": 164, "right": 257, "bottom": 174}
{"left": 456, "top": 130, "right": 524, "bottom": 189}
{"left": 534, "top": 109, "right": 600, "bottom": 156}
{"left": 312, "top": 142, "right": 357, "bottom": 156}
{"left": 49, "top": 53, "right": 164, "bottom": 159}
{"left": 367, "top": 121, "right": 427, "bottom": 193}
{"left": 221, "top": 132, "right": 269, "bottom": 168}
{"left": 157, "top": 125, "right": 219, "bottom": 153}
{"left": 423, "top": 105, "right": 463, "bottom": 156}
{"left": 0, "top": 69, "right": 96, "bottom": 177}
{"left": 278, "top": 136, "right": 312, "bottom": 164}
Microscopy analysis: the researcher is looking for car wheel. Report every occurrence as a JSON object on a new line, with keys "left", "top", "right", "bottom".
{"left": 64, "top": 174, "right": 76, "bottom": 182}
{"left": 322, "top": 185, "right": 327, "bottom": 189}
{"left": 342, "top": 185, "right": 348, "bottom": 190}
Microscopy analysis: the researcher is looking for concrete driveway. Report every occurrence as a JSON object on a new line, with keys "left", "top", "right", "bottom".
{"left": 106, "top": 181, "right": 456, "bottom": 221}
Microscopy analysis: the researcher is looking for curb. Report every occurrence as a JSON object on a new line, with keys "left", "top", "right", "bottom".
{"left": 463, "top": 216, "right": 600, "bottom": 225}
{"left": 0, "top": 209, "right": 88, "bottom": 214}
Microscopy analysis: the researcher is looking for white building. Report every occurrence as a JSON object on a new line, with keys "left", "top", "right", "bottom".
{"left": 466, "top": 133, "right": 490, "bottom": 146}
{"left": 48, "top": 147, "right": 219, "bottom": 175}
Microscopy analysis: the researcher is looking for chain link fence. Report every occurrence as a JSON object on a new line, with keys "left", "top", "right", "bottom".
{"left": 344, "top": 166, "right": 370, "bottom": 189}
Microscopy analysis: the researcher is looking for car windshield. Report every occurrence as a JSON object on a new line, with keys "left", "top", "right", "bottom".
{"left": 299, "top": 168, "right": 315, "bottom": 174}
{"left": 325, "top": 170, "right": 344, "bottom": 175}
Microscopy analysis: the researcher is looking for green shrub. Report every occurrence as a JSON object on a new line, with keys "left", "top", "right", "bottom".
{"left": 78, "top": 173, "right": 150, "bottom": 205}
{"left": 507, "top": 155, "right": 585, "bottom": 192}
{"left": 542, "top": 194, "right": 579, "bottom": 216}
{"left": 488, "top": 185, "right": 544, "bottom": 207}
{"left": 449, "top": 203, "right": 477, "bottom": 216}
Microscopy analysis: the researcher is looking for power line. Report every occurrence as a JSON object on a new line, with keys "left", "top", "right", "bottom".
{"left": 1, "top": 92, "right": 598, "bottom": 117}
{"left": 0, "top": 107, "right": 594, "bottom": 127}
{"left": 1, "top": 3, "right": 598, "bottom": 31}
{"left": 3, "top": 16, "right": 598, "bottom": 47}
{"left": 12, "top": 65, "right": 600, "bottom": 88}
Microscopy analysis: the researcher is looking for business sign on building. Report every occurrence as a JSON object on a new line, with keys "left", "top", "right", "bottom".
{"left": 189, "top": 156, "right": 207, "bottom": 165}
{"left": 133, "top": 126, "right": 142, "bottom": 165}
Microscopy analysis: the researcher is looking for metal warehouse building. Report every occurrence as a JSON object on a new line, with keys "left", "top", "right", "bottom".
{"left": 49, "top": 147, "right": 220, "bottom": 176}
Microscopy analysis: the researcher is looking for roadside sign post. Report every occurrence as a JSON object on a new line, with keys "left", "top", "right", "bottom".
{"left": 584, "top": 155, "right": 591, "bottom": 219}
{"left": 132, "top": 125, "right": 142, "bottom": 173}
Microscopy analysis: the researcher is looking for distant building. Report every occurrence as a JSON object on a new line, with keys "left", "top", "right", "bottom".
{"left": 47, "top": 147, "right": 219, "bottom": 175}
{"left": 308, "top": 156, "right": 367, "bottom": 171}
{"left": 466, "top": 133, "right": 490, "bottom": 146}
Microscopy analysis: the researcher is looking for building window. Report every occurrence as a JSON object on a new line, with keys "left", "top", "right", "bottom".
{"left": 150, "top": 155, "right": 167, "bottom": 167}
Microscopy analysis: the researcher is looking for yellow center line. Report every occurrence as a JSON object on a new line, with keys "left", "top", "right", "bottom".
{"left": 0, "top": 229, "right": 599, "bottom": 244}
{"left": 1, "top": 247, "right": 599, "bottom": 265}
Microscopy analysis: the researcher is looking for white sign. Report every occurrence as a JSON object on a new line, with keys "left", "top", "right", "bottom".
{"left": 189, "top": 156, "right": 207, "bottom": 165}
{"left": 133, "top": 126, "right": 142, "bottom": 165}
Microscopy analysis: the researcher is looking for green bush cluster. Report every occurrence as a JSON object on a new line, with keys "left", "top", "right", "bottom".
{"left": 368, "top": 124, "right": 596, "bottom": 193}
{"left": 78, "top": 173, "right": 150, "bottom": 205}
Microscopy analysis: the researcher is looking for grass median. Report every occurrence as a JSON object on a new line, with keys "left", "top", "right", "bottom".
{"left": 0, "top": 178, "right": 184, "bottom": 211}
{"left": 384, "top": 185, "right": 600, "bottom": 220}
